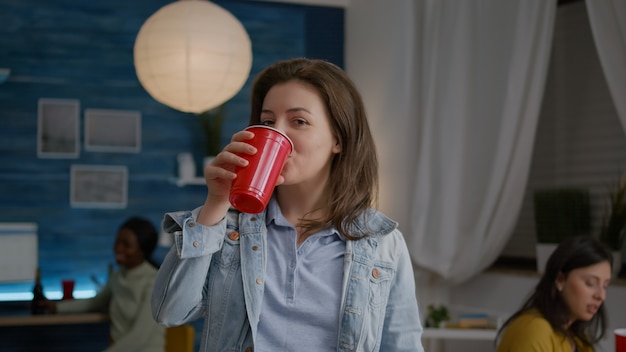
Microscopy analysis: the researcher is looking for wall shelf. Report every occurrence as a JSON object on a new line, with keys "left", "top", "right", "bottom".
{"left": 176, "top": 177, "right": 205, "bottom": 187}
{"left": 0, "top": 68, "right": 10, "bottom": 84}
{"left": 422, "top": 327, "right": 497, "bottom": 340}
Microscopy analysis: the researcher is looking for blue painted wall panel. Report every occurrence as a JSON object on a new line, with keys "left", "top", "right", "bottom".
{"left": 1, "top": 0, "right": 343, "bottom": 348}
{"left": 0, "top": 0, "right": 343, "bottom": 300}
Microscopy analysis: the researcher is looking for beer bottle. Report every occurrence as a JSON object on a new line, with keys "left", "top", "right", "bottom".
{"left": 30, "top": 268, "right": 47, "bottom": 315}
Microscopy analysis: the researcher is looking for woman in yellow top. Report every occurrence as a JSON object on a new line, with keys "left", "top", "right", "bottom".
{"left": 496, "top": 236, "right": 612, "bottom": 351}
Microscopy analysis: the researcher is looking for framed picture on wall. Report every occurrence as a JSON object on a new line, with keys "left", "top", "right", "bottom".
{"left": 37, "top": 98, "right": 80, "bottom": 158}
{"left": 70, "top": 165, "right": 128, "bottom": 208}
{"left": 84, "top": 109, "right": 141, "bottom": 153}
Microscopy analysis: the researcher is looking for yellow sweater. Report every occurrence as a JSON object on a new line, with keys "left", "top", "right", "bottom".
{"left": 497, "top": 310, "right": 593, "bottom": 352}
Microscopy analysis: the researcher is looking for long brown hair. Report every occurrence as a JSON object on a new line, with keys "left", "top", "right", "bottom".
{"left": 249, "top": 58, "right": 378, "bottom": 240}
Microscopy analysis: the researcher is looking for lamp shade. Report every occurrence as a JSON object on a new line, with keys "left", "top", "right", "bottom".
{"left": 133, "top": 0, "right": 252, "bottom": 114}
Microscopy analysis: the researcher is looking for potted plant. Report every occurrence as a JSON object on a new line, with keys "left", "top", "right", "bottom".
{"left": 599, "top": 176, "right": 626, "bottom": 276}
{"left": 424, "top": 304, "right": 450, "bottom": 328}
{"left": 533, "top": 187, "right": 591, "bottom": 272}
{"left": 199, "top": 104, "right": 226, "bottom": 166}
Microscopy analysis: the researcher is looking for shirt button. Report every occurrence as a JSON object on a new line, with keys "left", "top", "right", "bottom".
{"left": 252, "top": 245, "right": 259, "bottom": 251}
{"left": 188, "top": 222, "right": 195, "bottom": 227}
{"left": 256, "top": 278, "right": 262, "bottom": 285}
{"left": 372, "top": 268, "right": 380, "bottom": 279}
{"left": 250, "top": 217, "right": 258, "bottom": 222}
{"left": 193, "top": 241, "right": 199, "bottom": 247}
{"left": 228, "top": 231, "right": 240, "bottom": 240}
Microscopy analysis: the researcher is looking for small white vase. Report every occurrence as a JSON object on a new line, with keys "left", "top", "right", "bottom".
{"left": 177, "top": 152, "right": 196, "bottom": 180}
{"left": 203, "top": 156, "right": 216, "bottom": 170}
{"left": 535, "top": 243, "right": 558, "bottom": 274}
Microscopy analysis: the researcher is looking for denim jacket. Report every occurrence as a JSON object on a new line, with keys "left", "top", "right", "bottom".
{"left": 151, "top": 206, "right": 424, "bottom": 352}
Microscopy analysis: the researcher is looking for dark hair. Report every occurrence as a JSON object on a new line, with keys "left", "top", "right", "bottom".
{"left": 119, "top": 216, "right": 159, "bottom": 268}
{"left": 497, "top": 236, "right": 613, "bottom": 347}
{"left": 248, "top": 58, "right": 378, "bottom": 240}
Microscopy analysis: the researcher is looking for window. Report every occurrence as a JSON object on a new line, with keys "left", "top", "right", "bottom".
{"left": 501, "top": 1, "right": 626, "bottom": 259}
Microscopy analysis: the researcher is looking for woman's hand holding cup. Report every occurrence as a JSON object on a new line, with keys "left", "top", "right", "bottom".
{"left": 198, "top": 129, "right": 257, "bottom": 226}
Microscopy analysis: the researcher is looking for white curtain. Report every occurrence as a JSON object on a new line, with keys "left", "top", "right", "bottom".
{"left": 345, "top": 0, "right": 420, "bottom": 240}
{"left": 585, "top": 0, "right": 626, "bottom": 132}
{"left": 407, "top": 0, "right": 556, "bottom": 285}
{"left": 346, "top": 0, "right": 556, "bottom": 290}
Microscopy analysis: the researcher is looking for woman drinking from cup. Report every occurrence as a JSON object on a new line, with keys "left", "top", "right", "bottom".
{"left": 151, "top": 58, "right": 425, "bottom": 352}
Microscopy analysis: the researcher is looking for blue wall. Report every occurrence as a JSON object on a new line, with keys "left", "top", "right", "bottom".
{"left": 0, "top": 0, "right": 343, "bottom": 299}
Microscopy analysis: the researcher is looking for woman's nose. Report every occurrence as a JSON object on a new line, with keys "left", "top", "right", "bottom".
{"left": 595, "top": 287, "right": 606, "bottom": 301}
{"left": 272, "top": 122, "right": 287, "bottom": 133}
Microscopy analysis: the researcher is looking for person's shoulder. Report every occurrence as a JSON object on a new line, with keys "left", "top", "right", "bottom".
{"left": 353, "top": 208, "right": 399, "bottom": 238}
{"left": 348, "top": 209, "right": 412, "bottom": 263}
{"left": 498, "top": 310, "right": 561, "bottom": 352}
{"left": 499, "top": 310, "right": 557, "bottom": 348}
{"left": 507, "top": 310, "right": 552, "bottom": 331}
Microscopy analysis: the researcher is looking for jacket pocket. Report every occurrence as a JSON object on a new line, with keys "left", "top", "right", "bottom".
{"left": 212, "top": 232, "right": 241, "bottom": 269}
{"left": 368, "top": 264, "right": 393, "bottom": 308}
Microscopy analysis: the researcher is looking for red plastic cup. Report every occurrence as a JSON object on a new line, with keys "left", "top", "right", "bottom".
{"left": 616, "top": 328, "right": 626, "bottom": 352}
{"left": 229, "top": 126, "right": 293, "bottom": 213}
{"left": 61, "top": 279, "right": 75, "bottom": 300}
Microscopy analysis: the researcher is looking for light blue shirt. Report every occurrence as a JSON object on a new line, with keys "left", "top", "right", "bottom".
{"left": 256, "top": 198, "right": 345, "bottom": 351}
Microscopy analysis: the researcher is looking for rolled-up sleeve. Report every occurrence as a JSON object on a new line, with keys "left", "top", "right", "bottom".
{"left": 151, "top": 206, "right": 227, "bottom": 326}
{"left": 164, "top": 207, "right": 227, "bottom": 258}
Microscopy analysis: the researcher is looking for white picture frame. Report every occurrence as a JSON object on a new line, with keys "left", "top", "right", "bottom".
{"left": 70, "top": 165, "right": 128, "bottom": 208}
{"left": 84, "top": 109, "right": 141, "bottom": 153}
{"left": 37, "top": 98, "right": 80, "bottom": 158}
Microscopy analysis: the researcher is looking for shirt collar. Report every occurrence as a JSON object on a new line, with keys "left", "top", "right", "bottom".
{"left": 265, "top": 195, "right": 284, "bottom": 226}
{"left": 265, "top": 195, "right": 342, "bottom": 241}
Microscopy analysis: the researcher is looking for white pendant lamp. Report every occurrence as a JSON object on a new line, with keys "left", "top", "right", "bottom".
{"left": 133, "top": 0, "right": 252, "bottom": 114}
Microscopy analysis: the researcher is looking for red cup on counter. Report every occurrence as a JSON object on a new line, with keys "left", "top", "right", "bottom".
{"left": 229, "top": 125, "right": 293, "bottom": 214}
{"left": 61, "top": 279, "right": 75, "bottom": 300}
{"left": 616, "top": 328, "right": 626, "bottom": 352}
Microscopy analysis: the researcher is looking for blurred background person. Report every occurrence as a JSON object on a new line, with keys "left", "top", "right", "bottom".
{"left": 43, "top": 216, "right": 164, "bottom": 352}
{"left": 496, "top": 236, "right": 612, "bottom": 352}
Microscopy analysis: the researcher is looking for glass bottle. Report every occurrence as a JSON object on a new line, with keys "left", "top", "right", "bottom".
{"left": 30, "top": 268, "right": 47, "bottom": 315}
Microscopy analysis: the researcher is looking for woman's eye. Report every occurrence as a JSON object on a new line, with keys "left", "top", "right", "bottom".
{"left": 261, "top": 120, "right": 274, "bottom": 126}
{"left": 585, "top": 281, "right": 597, "bottom": 288}
{"left": 294, "top": 118, "right": 307, "bottom": 125}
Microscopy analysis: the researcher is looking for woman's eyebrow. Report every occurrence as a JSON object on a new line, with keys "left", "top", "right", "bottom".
{"left": 584, "top": 274, "right": 611, "bottom": 284}
{"left": 286, "top": 107, "right": 311, "bottom": 114}
{"left": 261, "top": 107, "right": 311, "bottom": 114}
